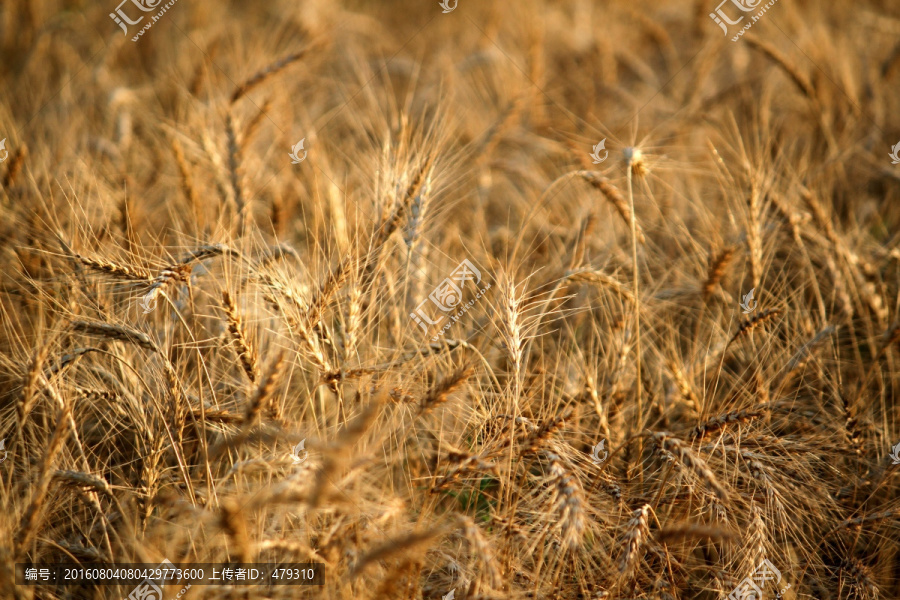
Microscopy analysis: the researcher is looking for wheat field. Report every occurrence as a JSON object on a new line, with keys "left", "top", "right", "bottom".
{"left": 1, "top": 0, "right": 900, "bottom": 598}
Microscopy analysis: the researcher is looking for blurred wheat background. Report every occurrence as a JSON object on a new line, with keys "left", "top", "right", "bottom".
{"left": 1, "top": 0, "right": 900, "bottom": 598}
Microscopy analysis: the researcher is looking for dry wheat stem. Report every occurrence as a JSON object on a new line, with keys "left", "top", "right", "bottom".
{"left": 626, "top": 158, "right": 645, "bottom": 482}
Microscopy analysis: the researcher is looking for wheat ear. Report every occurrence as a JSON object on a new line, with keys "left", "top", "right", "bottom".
{"left": 727, "top": 309, "right": 781, "bottom": 349}
{"left": 74, "top": 253, "right": 151, "bottom": 281}
{"left": 703, "top": 246, "right": 735, "bottom": 302}
{"left": 222, "top": 290, "right": 259, "bottom": 383}
{"left": 656, "top": 523, "right": 737, "bottom": 542}
{"left": 349, "top": 529, "right": 444, "bottom": 578}
{"left": 745, "top": 37, "right": 815, "bottom": 99}
{"left": 460, "top": 516, "right": 503, "bottom": 590}
{"left": 231, "top": 46, "right": 316, "bottom": 104}
{"left": 619, "top": 504, "right": 651, "bottom": 575}
{"left": 650, "top": 431, "right": 728, "bottom": 501}
{"left": 2, "top": 144, "right": 26, "bottom": 187}
{"left": 577, "top": 171, "right": 646, "bottom": 243}
{"left": 843, "top": 558, "right": 878, "bottom": 599}
{"left": 15, "top": 402, "right": 72, "bottom": 556}
{"left": 418, "top": 365, "right": 474, "bottom": 417}
{"left": 219, "top": 498, "right": 252, "bottom": 563}
{"left": 689, "top": 406, "right": 769, "bottom": 440}
{"left": 242, "top": 350, "right": 285, "bottom": 426}
{"left": 172, "top": 139, "right": 202, "bottom": 230}
{"left": 71, "top": 320, "right": 158, "bottom": 352}
{"left": 52, "top": 470, "right": 112, "bottom": 495}
{"left": 545, "top": 451, "right": 586, "bottom": 550}
{"left": 518, "top": 407, "right": 573, "bottom": 456}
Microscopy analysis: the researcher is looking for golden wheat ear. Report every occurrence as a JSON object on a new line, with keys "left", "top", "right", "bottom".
{"left": 703, "top": 246, "right": 735, "bottom": 302}
{"left": 649, "top": 431, "right": 729, "bottom": 501}
{"left": 230, "top": 44, "right": 322, "bottom": 105}
{"left": 73, "top": 254, "right": 151, "bottom": 281}
{"left": 417, "top": 364, "right": 474, "bottom": 417}
{"left": 618, "top": 504, "right": 651, "bottom": 577}
{"left": 577, "top": 171, "right": 646, "bottom": 244}
{"left": 221, "top": 290, "right": 259, "bottom": 384}
{"left": 727, "top": 309, "right": 782, "bottom": 350}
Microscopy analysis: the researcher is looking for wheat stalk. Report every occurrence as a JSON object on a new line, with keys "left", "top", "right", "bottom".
{"left": 225, "top": 113, "right": 245, "bottom": 229}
